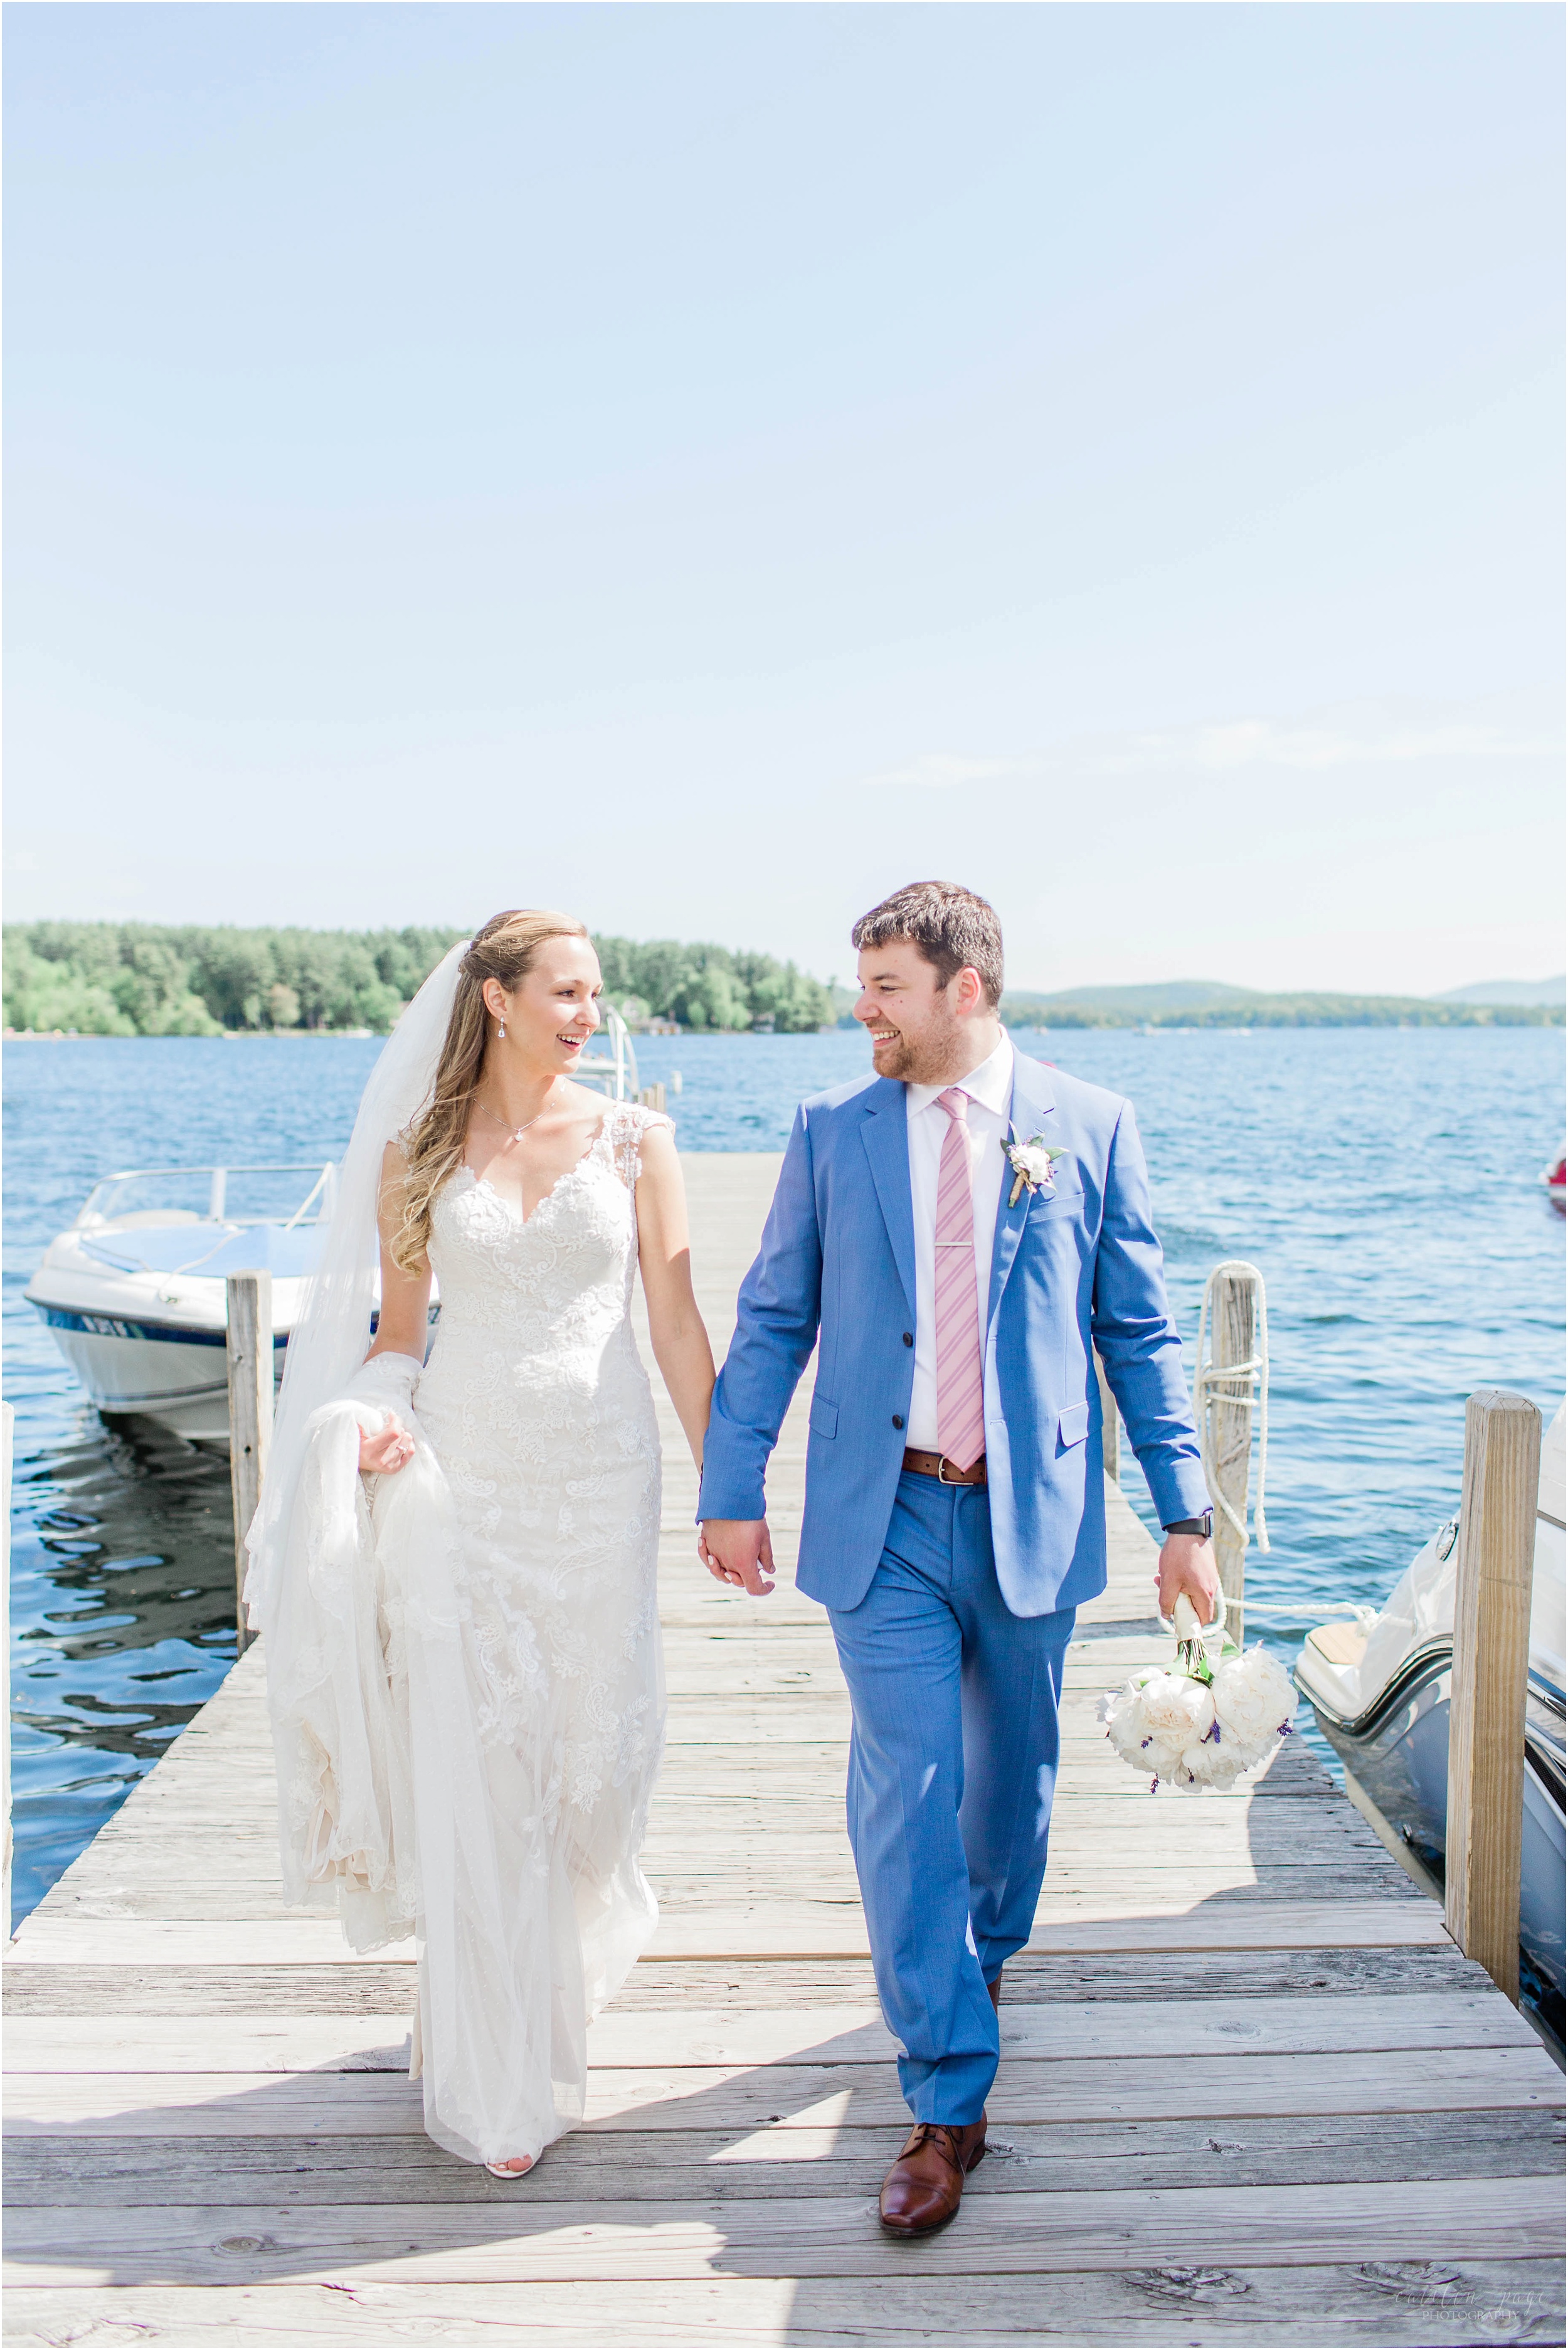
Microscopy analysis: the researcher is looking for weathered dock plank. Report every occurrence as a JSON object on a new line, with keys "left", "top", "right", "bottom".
{"left": 6, "top": 2173, "right": 1565, "bottom": 2287}
{"left": 8, "top": 2268, "right": 1566, "bottom": 2349}
{"left": 9, "top": 1989, "right": 1544, "bottom": 2072}
{"left": 6, "top": 2043, "right": 1560, "bottom": 2138}
{"left": 6, "top": 1151, "right": 1564, "bottom": 2347}
{"left": 10, "top": 2108, "right": 1564, "bottom": 2206}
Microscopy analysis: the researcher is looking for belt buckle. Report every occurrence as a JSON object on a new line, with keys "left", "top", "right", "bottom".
{"left": 936, "top": 1454, "right": 956, "bottom": 1485}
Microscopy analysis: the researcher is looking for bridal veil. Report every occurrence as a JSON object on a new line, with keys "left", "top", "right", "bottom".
{"left": 243, "top": 939, "right": 470, "bottom": 1950}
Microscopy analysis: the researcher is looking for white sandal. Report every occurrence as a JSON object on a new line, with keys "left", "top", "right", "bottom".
{"left": 485, "top": 2157, "right": 534, "bottom": 2178}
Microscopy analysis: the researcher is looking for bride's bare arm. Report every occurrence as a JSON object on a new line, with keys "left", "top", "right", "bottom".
{"left": 359, "top": 1141, "right": 429, "bottom": 1473}
{"left": 635, "top": 1124, "right": 715, "bottom": 1467}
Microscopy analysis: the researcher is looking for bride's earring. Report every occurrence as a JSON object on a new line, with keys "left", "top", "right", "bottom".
{"left": 497, "top": 1022, "right": 506, "bottom": 1040}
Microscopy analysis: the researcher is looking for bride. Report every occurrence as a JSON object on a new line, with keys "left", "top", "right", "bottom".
{"left": 243, "top": 910, "right": 714, "bottom": 2174}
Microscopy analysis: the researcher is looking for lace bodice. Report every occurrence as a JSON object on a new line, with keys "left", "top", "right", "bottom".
{"left": 413, "top": 1095, "right": 671, "bottom": 1740}
{"left": 423, "top": 1101, "right": 665, "bottom": 1363}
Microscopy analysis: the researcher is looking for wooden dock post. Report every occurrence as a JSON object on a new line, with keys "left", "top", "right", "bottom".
{"left": 225, "top": 1270, "right": 273, "bottom": 1656}
{"left": 1202, "top": 1264, "right": 1263, "bottom": 1644}
{"left": 1094, "top": 1350, "right": 1120, "bottom": 1484}
{"left": 1444, "top": 1387, "right": 1541, "bottom": 2003}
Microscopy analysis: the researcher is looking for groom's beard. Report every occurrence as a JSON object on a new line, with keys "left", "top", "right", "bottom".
{"left": 866, "top": 1029, "right": 917, "bottom": 1081}
{"left": 865, "top": 1019, "right": 964, "bottom": 1087}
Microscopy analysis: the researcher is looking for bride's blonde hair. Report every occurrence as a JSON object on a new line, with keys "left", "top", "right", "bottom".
{"left": 388, "top": 908, "right": 590, "bottom": 1273}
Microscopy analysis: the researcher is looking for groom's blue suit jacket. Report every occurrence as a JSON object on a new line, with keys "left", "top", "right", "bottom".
{"left": 697, "top": 1049, "right": 1211, "bottom": 1618}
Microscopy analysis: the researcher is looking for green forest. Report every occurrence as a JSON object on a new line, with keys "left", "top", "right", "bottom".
{"left": 2, "top": 923, "right": 838, "bottom": 1037}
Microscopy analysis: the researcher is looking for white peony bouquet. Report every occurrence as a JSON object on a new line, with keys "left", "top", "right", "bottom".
{"left": 1098, "top": 1593, "right": 1297, "bottom": 1794}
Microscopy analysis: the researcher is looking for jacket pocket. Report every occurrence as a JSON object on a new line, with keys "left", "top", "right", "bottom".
{"left": 1027, "top": 1185, "right": 1086, "bottom": 1222}
{"left": 1057, "top": 1400, "right": 1091, "bottom": 1450}
{"left": 809, "top": 1392, "right": 839, "bottom": 1440}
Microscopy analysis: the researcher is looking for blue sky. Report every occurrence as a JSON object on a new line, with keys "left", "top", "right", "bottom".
{"left": 5, "top": 3, "right": 1562, "bottom": 994}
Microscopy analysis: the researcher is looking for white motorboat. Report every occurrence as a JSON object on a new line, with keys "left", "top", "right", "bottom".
{"left": 1295, "top": 1403, "right": 1566, "bottom": 2046}
{"left": 25, "top": 1163, "right": 339, "bottom": 1444}
{"left": 25, "top": 1008, "right": 647, "bottom": 1446}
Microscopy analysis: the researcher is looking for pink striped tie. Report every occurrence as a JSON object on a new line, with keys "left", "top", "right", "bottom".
{"left": 933, "top": 1087, "right": 985, "bottom": 1471}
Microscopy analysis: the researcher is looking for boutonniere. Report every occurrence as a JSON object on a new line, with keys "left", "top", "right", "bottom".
{"left": 1002, "top": 1130, "right": 1069, "bottom": 1207}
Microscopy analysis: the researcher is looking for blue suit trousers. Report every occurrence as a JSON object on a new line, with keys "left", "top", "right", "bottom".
{"left": 827, "top": 1470, "right": 1075, "bottom": 2125}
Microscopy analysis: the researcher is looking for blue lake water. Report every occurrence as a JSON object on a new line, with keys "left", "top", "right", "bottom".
{"left": 6, "top": 1025, "right": 1564, "bottom": 1928}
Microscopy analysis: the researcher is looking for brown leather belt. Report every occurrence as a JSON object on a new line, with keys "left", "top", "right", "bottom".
{"left": 903, "top": 1448, "right": 987, "bottom": 1488}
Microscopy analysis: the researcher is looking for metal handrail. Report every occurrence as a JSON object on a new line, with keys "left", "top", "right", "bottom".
{"left": 573, "top": 1003, "right": 639, "bottom": 1100}
{"left": 77, "top": 1163, "right": 337, "bottom": 1229}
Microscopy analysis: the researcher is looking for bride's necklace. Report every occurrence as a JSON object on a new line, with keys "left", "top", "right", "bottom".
{"left": 473, "top": 1094, "right": 551, "bottom": 1147}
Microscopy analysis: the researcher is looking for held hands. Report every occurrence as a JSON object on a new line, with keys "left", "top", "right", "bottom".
{"left": 359, "top": 1411, "right": 415, "bottom": 1477}
{"left": 1155, "top": 1532, "right": 1222, "bottom": 1628}
{"left": 699, "top": 1518, "right": 776, "bottom": 1599}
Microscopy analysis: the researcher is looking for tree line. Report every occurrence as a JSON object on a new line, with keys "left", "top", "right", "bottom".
{"left": 18, "top": 925, "right": 1541, "bottom": 1039}
{"left": 3, "top": 924, "right": 838, "bottom": 1037}
{"left": 593, "top": 936, "right": 835, "bottom": 1033}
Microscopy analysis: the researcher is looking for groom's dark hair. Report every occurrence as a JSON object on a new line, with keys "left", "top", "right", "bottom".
{"left": 852, "top": 882, "right": 1004, "bottom": 1007}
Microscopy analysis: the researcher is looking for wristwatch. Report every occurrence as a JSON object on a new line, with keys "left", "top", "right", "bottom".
{"left": 1162, "top": 1511, "right": 1214, "bottom": 1540}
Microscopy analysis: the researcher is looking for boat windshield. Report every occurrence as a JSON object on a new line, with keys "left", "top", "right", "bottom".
{"left": 77, "top": 1164, "right": 337, "bottom": 1230}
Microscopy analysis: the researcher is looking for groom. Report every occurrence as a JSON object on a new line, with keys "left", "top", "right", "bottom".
{"left": 698, "top": 882, "right": 1218, "bottom": 2236}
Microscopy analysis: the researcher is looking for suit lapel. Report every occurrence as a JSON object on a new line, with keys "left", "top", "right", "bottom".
{"left": 858, "top": 1080, "right": 916, "bottom": 1319}
{"left": 987, "top": 1052, "right": 1059, "bottom": 1331}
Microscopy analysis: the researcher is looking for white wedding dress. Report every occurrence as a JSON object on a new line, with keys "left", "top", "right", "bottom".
{"left": 250, "top": 1100, "right": 670, "bottom": 2167}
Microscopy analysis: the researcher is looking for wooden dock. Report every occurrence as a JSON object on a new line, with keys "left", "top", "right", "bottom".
{"left": 5, "top": 1155, "right": 1564, "bottom": 2346}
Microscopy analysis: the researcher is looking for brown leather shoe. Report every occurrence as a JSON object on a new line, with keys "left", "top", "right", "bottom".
{"left": 987, "top": 1971, "right": 1002, "bottom": 2013}
{"left": 878, "top": 2117, "right": 987, "bottom": 2236}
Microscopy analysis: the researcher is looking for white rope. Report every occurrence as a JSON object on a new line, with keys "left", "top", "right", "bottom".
{"left": 1193, "top": 1261, "right": 1271, "bottom": 1557}
{"left": 1234, "top": 1598, "right": 1378, "bottom": 1627}
{"left": 1159, "top": 1590, "right": 1369, "bottom": 1629}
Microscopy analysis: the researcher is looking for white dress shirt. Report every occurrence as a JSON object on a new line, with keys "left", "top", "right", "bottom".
{"left": 904, "top": 1032, "right": 1015, "bottom": 1454}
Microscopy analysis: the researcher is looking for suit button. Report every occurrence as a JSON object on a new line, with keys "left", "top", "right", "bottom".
{"left": 892, "top": 1415, "right": 904, "bottom": 1431}
{"left": 902, "top": 1331, "right": 913, "bottom": 1347}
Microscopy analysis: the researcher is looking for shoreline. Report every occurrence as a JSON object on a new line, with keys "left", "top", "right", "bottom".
{"left": 7, "top": 1014, "right": 1564, "bottom": 1043}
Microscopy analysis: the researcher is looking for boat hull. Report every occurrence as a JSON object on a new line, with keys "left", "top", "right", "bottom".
{"left": 1313, "top": 1656, "right": 1566, "bottom": 2037}
{"left": 34, "top": 1306, "right": 284, "bottom": 1444}
{"left": 28, "top": 1266, "right": 434, "bottom": 1448}
{"left": 23, "top": 1168, "right": 341, "bottom": 1449}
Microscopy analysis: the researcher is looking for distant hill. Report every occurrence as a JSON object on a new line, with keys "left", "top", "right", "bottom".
{"left": 1005, "top": 980, "right": 1258, "bottom": 1017}
{"left": 1000, "top": 978, "right": 1563, "bottom": 1030}
{"left": 1434, "top": 977, "right": 1565, "bottom": 1008}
